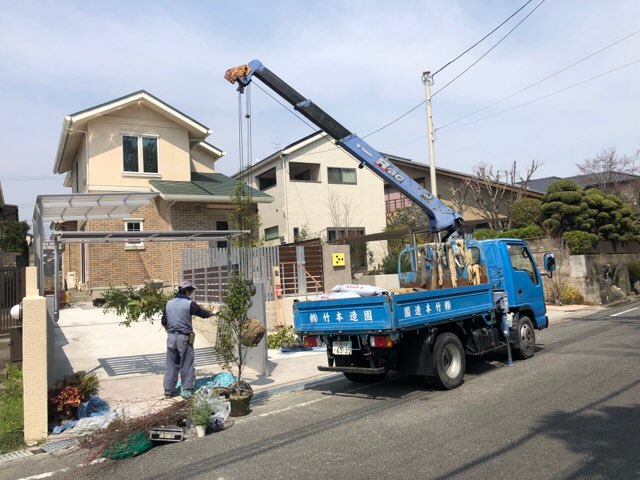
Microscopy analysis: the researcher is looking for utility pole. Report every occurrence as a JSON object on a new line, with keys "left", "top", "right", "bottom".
{"left": 422, "top": 71, "right": 438, "bottom": 198}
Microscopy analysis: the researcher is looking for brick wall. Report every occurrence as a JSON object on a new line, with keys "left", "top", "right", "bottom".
{"left": 75, "top": 198, "right": 231, "bottom": 292}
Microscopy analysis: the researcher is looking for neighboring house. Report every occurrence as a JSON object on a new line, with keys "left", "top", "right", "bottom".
{"left": 234, "top": 132, "right": 388, "bottom": 269}
{"left": 528, "top": 173, "right": 640, "bottom": 204}
{"left": 53, "top": 90, "right": 271, "bottom": 293}
{"left": 234, "top": 131, "right": 543, "bottom": 270}
{"left": 382, "top": 155, "right": 543, "bottom": 229}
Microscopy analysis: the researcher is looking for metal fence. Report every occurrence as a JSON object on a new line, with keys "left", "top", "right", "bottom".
{"left": 181, "top": 246, "right": 278, "bottom": 376}
{"left": 0, "top": 267, "right": 25, "bottom": 334}
{"left": 181, "top": 246, "right": 279, "bottom": 303}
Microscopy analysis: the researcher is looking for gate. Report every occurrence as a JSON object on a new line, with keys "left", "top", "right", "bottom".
{"left": 181, "top": 246, "right": 279, "bottom": 376}
{"left": 278, "top": 240, "right": 324, "bottom": 296}
{"left": 0, "top": 267, "right": 25, "bottom": 334}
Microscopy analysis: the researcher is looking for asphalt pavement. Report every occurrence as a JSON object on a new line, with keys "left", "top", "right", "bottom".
{"left": 3, "top": 299, "right": 638, "bottom": 479}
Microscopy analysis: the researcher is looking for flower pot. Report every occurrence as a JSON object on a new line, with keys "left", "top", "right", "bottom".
{"left": 229, "top": 394, "right": 251, "bottom": 417}
{"left": 195, "top": 425, "right": 206, "bottom": 438}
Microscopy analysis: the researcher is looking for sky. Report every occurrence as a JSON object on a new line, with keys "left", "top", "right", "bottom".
{"left": 1, "top": 0, "right": 638, "bottom": 225}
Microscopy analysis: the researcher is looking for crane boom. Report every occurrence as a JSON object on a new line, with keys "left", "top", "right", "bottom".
{"left": 225, "top": 60, "right": 463, "bottom": 236}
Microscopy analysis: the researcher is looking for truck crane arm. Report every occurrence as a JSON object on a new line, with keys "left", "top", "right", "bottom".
{"left": 225, "top": 60, "right": 463, "bottom": 237}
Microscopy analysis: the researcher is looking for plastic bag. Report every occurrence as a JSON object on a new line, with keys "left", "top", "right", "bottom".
{"left": 312, "top": 292, "right": 360, "bottom": 301}
{"left": 330, "top": 284, "right": 388, "bottom": 296}
{"left": 78, "top": 395, "right": 110, "bottom": 418}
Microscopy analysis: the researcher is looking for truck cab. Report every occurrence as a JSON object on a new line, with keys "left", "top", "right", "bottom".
{"left": 474, "top": 238, "right": 548, "bottom": 330}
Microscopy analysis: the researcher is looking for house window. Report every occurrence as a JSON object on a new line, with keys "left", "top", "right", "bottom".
{"left": 264, "top": 226, "right": 279, "bottom": 241}
{"left": 328, "top": 167, "right": 356, "bottom": 184}
{"left": 257, "top": 167, "right": 277, "bottom": 191}
{"left": 289, "top": 162, "right": 319, "bottom": 182}
{"left": 122, "top": 135, "right": 158, "bottom": 173}
{"left": 124, "top": 219, "right": 144, "bottom": 249}
{"left": 215, "top": 220, "right": 229, "bottom": 249}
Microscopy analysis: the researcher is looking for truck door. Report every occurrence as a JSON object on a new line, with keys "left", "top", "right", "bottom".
{"left": 505, "top": 242, "right": 546, "bottom": 326}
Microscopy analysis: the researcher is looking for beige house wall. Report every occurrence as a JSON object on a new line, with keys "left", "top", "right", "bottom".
{"left": 85, "top": 106, "right": 192, "bottom": 192}
{"left": 190, "top": 147, "right": 217, "bottom": 174}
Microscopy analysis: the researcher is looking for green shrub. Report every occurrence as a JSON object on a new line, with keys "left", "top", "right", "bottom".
{"left": 504, "top": 225, "right": 544, "bottom": 239}
{"left": 473, "top": 229, "right": 499, "bottom": 240}
{"left": 0, "top": 364, "right": 24, "bottom": 454}
{"left": 103, "top": 285, "right": 170, "bottom": 327}
{"left": 267, "top": 325, "right": 296, "bottom": 349}
{"left": 510, "top": 198, "right": 542, "bottom": 228}
{"left": 559, "top": 284, "right": 585, "bottom": 305}
{"left": 563, "top": 231, "right": 599, "bottom": 255}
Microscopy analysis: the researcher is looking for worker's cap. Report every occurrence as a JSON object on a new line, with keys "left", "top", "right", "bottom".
{"left": 179, "top": 281, "right": 197, "bottom": 291}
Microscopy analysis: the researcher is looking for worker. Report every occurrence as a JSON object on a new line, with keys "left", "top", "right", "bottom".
{"left": 162, "top": 280, "right": 212, "bottom": 398}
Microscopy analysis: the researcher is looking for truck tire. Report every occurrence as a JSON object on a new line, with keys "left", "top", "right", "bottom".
{"left": 343, "top": 372, "right": 387, "bottom": 383}
{"left": 430, "top": 333, "right": 465, "bottom": 390}
{"left": 513, "top": 315, "right": 535, "bottom": 360}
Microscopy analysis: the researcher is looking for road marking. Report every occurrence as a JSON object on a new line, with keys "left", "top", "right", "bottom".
{"left": 17, "top": 458, "right": 106, "bottom": 480}
{"left": 610, "top": 307, "right": 638, "bottom": 317}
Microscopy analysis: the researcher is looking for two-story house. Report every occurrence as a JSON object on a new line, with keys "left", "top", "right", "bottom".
{"left": 53, "top": 90, "right": 271, "bottom": 294}
{"left": 234, "top": 131, "right": 388, "bottom": 270}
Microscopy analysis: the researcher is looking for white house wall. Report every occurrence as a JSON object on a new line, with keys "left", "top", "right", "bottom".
{"left": 250, "top": 137, "right": 387, "bottom": 267}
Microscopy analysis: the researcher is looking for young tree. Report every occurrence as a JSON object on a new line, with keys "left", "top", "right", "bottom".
{"left": 463, "top": 160, "right": 541, "bottom": 229}
{"left": 576, "top": 147, "right": 640, "bottom": 200}
{"left": 227, "top": 181, "right": 262, "bottom": 247}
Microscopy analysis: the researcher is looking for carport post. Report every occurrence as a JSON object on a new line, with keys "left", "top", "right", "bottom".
{"left": 53, "top": 238, "right": 60, "bottom": 321}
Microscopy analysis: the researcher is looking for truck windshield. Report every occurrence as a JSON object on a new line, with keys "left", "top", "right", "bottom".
{"left": 507, "top": 244, "right": 538, "bottom": 285}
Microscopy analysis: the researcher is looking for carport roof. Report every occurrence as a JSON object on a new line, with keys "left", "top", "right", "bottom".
{"left": 34, "top": 192, "right": 158, "bottom": 223}
{"left": 51, "top": 229, "right": 246, "bottom": 243}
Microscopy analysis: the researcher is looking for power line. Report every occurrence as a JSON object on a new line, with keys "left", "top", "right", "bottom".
{"left": 438, "top": 59, "right": 640, "bottom": 133}
{"left": 253, "top": 82, "right": 317, "bottom": 132}
{"left": 435, "top": 28, "right": 640, "bottom": 131}
{"left": 432, "top": 0, "right": 547, "bottom": 97}
{"left": 1, "top": 176, "right": 61, "bottom": 181}
{"left": 432, "top": 0, "right": 533, "bottom": 77}
{"left": 355, "top": 0, "right": 545, "bottom": 140}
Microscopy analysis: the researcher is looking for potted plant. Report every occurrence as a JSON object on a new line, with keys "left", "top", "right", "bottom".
{"left": 189, "top": 401, "right": 214, "bottom": 437}
{"left": 213, "top": 271, "right": 264, "bottom": 417}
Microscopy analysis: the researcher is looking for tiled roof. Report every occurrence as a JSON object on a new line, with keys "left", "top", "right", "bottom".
{"left": 150, "top": 172, "right": 272, "bottom": 201}
{"left": 525, "top": 177, "right": 563, "bottom": 194}
{"left": 526, "top": 171, "right": 640, "bottom": 194}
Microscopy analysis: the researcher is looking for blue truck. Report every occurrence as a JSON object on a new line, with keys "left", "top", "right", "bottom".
{"left": 225, "top": 60, "right": 556, "bottom": 389}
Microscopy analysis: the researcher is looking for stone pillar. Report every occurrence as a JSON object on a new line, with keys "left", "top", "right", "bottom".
{"left": 22, "top": 266, "right": 48, "bottom": 444}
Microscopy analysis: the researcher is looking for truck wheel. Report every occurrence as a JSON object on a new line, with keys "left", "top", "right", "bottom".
{"left": 431, "top": 333, "right": 465, "bottom": 390}
{"left": 514, "top": 316, "right": 535, "bottom": 360}
{"left": 343, "top": 372, "right": 387, "bottom": 383}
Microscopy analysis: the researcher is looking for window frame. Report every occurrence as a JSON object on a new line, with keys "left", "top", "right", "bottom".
{"left": 264, "top": 225, "right": 280, "bottom": 241}
{"left": 121, "top": 133, "right": 160, "bottom": 175}
{"left": 124, "top": 218, "right": 145, "bottom": 250}
{"left": 327, "top": 167, "right": 357, "bottom": 185}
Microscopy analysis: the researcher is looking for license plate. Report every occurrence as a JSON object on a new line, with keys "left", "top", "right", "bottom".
{"left": 332, "top": 341, "right": 352, "bottom": 355}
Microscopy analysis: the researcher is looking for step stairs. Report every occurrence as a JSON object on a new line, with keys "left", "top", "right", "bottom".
{"left": 67, "top": 289, "right": 93, "bottom": 304}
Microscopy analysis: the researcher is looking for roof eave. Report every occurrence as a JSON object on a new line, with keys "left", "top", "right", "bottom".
{"left": 158, "top": 193, "right": 273, "bottom": 203}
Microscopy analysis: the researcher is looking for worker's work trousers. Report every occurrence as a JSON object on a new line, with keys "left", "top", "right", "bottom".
{"left": 163, "top": 332, "right": 195, "bottom": 394}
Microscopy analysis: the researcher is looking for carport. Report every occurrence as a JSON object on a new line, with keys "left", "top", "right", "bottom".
{"left": 32, "top": 193, "right": 246, "bottom": 321}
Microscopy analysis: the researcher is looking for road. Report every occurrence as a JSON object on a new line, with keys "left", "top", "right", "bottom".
{"left": 5, "top": 303, "right": 640, "bottom": 480}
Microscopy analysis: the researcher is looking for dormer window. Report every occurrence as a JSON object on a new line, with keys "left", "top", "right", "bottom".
{"left": 122, "top": 135, "right": 158, "bottom": 173}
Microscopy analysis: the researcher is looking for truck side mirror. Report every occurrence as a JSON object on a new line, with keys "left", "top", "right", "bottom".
{"left": 543, "top": 253, "right": 556, "bottom": 277}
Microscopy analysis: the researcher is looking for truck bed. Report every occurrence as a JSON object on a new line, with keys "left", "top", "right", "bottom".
{"left": 294, "top": 283, "right": 495, "bottom": 334}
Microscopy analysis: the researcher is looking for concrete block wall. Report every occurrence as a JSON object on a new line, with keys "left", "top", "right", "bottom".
{"left": 526, "top": 237, "right": 640, "bottom": 305}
